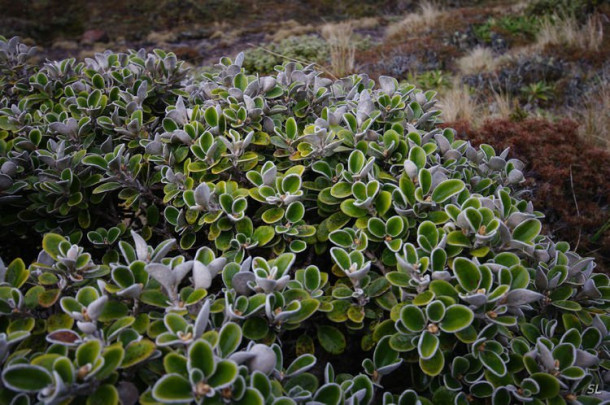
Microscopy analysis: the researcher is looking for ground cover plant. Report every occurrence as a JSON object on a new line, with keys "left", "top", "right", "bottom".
{"left": 0, "top": 35, "right": 609, "bottom": 405}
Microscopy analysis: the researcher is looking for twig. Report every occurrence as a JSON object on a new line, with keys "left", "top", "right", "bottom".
{"left": 365, "top": 250, "right": 387, "bottom": 274}
{"left": 569, "top": 165, "right": 582, "bottom": 250}
{"left": 245, "top": 43, "right": 338, "bottom": 80}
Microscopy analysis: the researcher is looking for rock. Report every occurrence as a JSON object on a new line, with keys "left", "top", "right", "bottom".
{"left": 81, "top": 29, "right": 109, "bottom": 44}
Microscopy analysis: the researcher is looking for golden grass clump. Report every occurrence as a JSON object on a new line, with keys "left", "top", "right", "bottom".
{"left": 386, "top": 1, "right": 444, "bottom": 39}
{"left": 537, "top": 13, "right": 604, "bottom": 52}
{"left": 321, "top": 21, "right": 356, "bottom": 77}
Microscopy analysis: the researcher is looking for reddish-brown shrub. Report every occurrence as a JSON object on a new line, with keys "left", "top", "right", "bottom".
{"left": 446, "top": 118, "right": 610, "bottom": 272}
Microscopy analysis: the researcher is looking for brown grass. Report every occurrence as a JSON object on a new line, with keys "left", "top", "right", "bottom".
{"left": 385, "top": 1, "right": 445, "bottom": 39}
{"left": 457, "top": 46, "right": 503, "bottom": 75}
{"left": 537, "top": 13, "right": 604, "bottom": 52}
{"left": 571, "top": 77, "right": 610, "bottom": 150}
{"left": 321, "top": 21, "right": 355, "bottom": 77}
{"left": 438, "top": 82, "right": 478, "bottom": 123}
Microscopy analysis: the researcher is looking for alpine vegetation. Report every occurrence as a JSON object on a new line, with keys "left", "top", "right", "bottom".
{"left": 0, "top": 35, "right": 608, "bottom": 404}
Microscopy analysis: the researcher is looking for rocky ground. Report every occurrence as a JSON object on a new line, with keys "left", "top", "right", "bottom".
{"left": 1, "top": 0, "right": 609, "bottom": 270}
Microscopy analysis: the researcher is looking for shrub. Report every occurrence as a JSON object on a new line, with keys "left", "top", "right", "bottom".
{"left": 243, "top": 35, "right": 329, "bottom": 74}
{"left": 0, "top": 36, "right": 609, "bottom": 404}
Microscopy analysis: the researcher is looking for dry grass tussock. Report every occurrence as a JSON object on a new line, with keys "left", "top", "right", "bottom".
{"left": 386, "top": 1, "right": 445, "bottom": 39}
{"left": 321, "top": 21, "right": 355, "bottom": 77}
{"left": 457, "top": 46, "right": 504, "bottom": 75}
{"left": 266, "top": 20, "right": 316, "bottom": 42}
{"left": 571, "top": 77, "right": 610, "bottom": 150}
{"left": 537, "top": 13, "right": 604, "bottom": 52}
{"left": 438, "top": 81, "right": 478, "bottom": 123}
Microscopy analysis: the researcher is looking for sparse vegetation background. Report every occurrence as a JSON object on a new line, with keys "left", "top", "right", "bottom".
{"left": 0, "top": 0, "right": 609, "bottom": 404}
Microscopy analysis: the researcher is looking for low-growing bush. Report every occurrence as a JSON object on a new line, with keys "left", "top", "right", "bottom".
{"left": 0, "top": 36, "right": 609, "bottom": 404}
{"left": 243, "top": 35, "right": 329, "bottom": 74}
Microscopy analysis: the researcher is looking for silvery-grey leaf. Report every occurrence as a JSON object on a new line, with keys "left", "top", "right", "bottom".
{"left": 194, "top": 182, "right": 212, "bottom": 208}
{"left": 535, "top": 340, "right": 556, "bottom": 370}
{"left": 131, "top": 231, "right": 149, "bottom": 262}
{"left": 466, "top": 146, "right": 479, "bottom": 162}
{"left": 232, "top": 272, "right": 255, "bottom": 296}
{"left": 260, "top": 77, "right": 276, "bottom": 93}
{"left": 193, "top": 261, "right": 213, "bottom": 290}
{"left": 117, "top": 284, "right": 143, "bottom": 299}
{"left": 506, "top": 212, "right": 534, "bottom": 229}
{"left": 173, "top": 261, "right": 193, "bottom": 285}
{"left": 569, "top": 258, "right": 595, "bottom": 277}
{"left": 145, "top": 264, "right": 175, "bottom": 292}
{"left": 194, "top": 300, "right": 210, "bottom": 339}
{"left": 255, "top": 277, "right": 277, "bottom": 294}
{"left": 444, "top": 149, "right": 462, "bottom": 161}
{"left": 575, "top": 349, "right": 599, "bottom": 368}
{"left": 431, "top": 271, "right": 451, "bottom": 281}
{"left": 208, "top": 257, "right": 226, "bottom": 278}
{"left": 434, "top": 134, "right": 451, "bottom": 154}
{"left": 504, "top": 289, "right": 544, "bottom": 306}
{"left": 87, "top": 295, "right": 108, "bottom": 320}
{"left": 377, "top": 360, "right": 403, "bottom": 376}
{"left": 378, "top": 76, "right": 397, "bottom": 95}
{"left": 275, "top": 275, "right": 291, "bottom": 291}
{"left": 0, "top": 174, "right": 13, "bottom": 190}
{"left": 488, "top": 156, "right": 506, "bottom": 170}
{"left": 151, "top": 239, "right": 176, "bottom": 262}
{"left": 262, "top": 165, "right": 277, "bottom": 186}
{"left": 246, "top": 344, "right": 276, "bottom": 375}
{"left": 77, "top": 321, "right": 98, "bottom": 334}
{"left": 507, "top": 169, "right": 524, "bottom": 184}
{"left": 229, "top": 351, "right": 256, "bottom": 365}
{"left": 459, "top": 293, "right": 488, "bottom": 307}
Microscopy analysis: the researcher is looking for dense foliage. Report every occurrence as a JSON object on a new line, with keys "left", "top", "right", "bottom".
{"left": 0, "top": 36, "right": 609, "bottom": 405}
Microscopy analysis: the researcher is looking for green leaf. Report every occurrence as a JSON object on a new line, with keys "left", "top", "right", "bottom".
{"left": 439, "top": 305, "right": 474, "bottom": 333}
{"left": 286, "top": 354, "right": 316, "bottom": 377}
{"left": 205, "top": 106, "right": 218, "bottom": 127}
{"left": 42, "top": 233, "right": 66, "bottom": 260}
{"left": 92, "top": 182, "right": 122, "bottom": 194}
{"left": 418, "top": 331, "right": 440, "bottom": 360}
{"left": 253, "top": 226, "right": 275, "bottom": 246}
{"left": 286, "top": 202, "right": 305, "bottom": 223}
{"left": 431, "top": 179, "right": 465, "bottom": 203}
{"left": 282, "top": 174, "right": 302, "bottom": 194}
{"left": 76, "top": 339, "right": 102, "bottom": 367}
{"left": 188, "top": 339, "right": 215, "bottom": 377}
{"left": 82, "top": 155, "right": 108, "bottom": 170}
{"left": 409, "top": 146, "right": 426, "bottom": 170}
{"left": 317, "top": 325, "right": 346, "bottom": 355}
{"left": 243, "top": 317, "right": 268, "bottom": 340}
{"left": 87, "top": 385, "right": 119, "bottom": 405}
{"left": 368, "top": 217, "right": 386, "bottom": 238}
{"left": 479, "top": 350, "right": 506, "bottom": 377}
{"left": 348, "top": 150, "right": 365, "bottom": 173}
{"left": 386, "top": 216, "right": 404, "bottom": 238}
{"left": 262, "top": 207, "right": 285, "bottom": 224}
{"left": 152, "top": 374, "right": 192, "bottom": 402}
{"left": 419, "top": 349, "right": 444, "bottom": 376}
{"left": 512, "top": 219, "right": 541, "bottom": 243}
{"left": 207, "top": 360, "right": 238, "bottom": 388}
{"left": 530, "top": 373, "right": 560, "bottom": 399}
{"left": 122, "top": 339, "right": 155, "bottom": 368}
{"left": 400, "top": 305, "right": 426, "bottom": 332}
{"left": 340, "top": 199, "right": 368, "bottom": 218}
{"left": 2, "top": 365, "right": 53, "bottom": 392}
{"left": 453, "top": 257, "right": 481, "bottom": 291}
{"left": 218, "top": 322, "right": 242, "bottom": 358}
